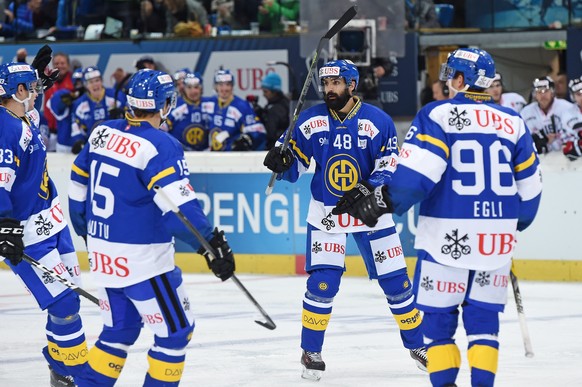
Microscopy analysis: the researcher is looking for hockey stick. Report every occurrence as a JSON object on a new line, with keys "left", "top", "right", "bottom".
{"left": 510, "top": 268, "right": 534, "bottom": 358}
{"left": 21, "top": 253, "right": 100, "bottom": 305}
{"left": 153, "top": 186, "right": 276, "bottom": 330}
{"left": 265, "top": 5, "right": 358, "bottom": 195}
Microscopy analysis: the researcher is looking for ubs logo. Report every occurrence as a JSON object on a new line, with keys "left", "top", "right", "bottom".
{"left": 325, "top": 154, "right": 360, "bottom": 197}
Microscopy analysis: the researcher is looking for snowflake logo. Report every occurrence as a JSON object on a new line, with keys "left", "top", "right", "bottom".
{"left": 67, "top": 266, "right": 74, "bottom": 278}
{"left": 475, "top": 271, "right": 490, "bottom": 287}
{"left": 448, "top": 107, "right": 471, "bottom": 130}
{"left": 378, "top": 159, "right": 388, "bottom": 169}
{"left": 374, "top": 250, "right": 386, "bottom": 263}
{"left": 23, "top": 136, "right": 31, "bottom": 150}
{"left": 302, "top": 124, "right": 311, "bottom": 136}
{"left": 182, "top": 297, "right": 190, "bottom": 311}
{"left": 441, "top": 229, "right": 471, "bottom": 260}
{"left": 312, "top": 241, "right": 322, "bottom": 254}
{"left": 420, "top": 276, "right": 433, "bottom": 291}
{"left": 91, "top": 128, "right": 109, "bottom": 148}
{"left": 321, "top": 213, "right": 335, "bottom": 231}
{"left": 42, "top": 272, "right": 56, "bottom": 284}
{"left": 179, "top": 185, "right": 190, "bottom": 196}
{"left": 34, "top": 214, "right": 53, "bottom": 236}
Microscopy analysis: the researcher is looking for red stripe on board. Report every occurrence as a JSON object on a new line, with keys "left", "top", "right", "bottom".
{"left": 295, "top": 254, "right": 306, "bottom": 275}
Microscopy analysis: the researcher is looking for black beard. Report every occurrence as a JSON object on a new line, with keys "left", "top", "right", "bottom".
{"left": 324, "top": 90, "right": 351, "bottom": 111}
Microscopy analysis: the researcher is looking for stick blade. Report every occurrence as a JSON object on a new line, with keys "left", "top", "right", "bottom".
{"left": 324, "top": 5, "right": 358, "bottom": 39}
{"left": 255, "top": 319, "right": 277, "bottom": 330}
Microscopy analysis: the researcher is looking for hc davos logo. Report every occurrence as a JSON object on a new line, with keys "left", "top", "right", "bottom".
{"left": 324, "top": 154, "right": 361, "bottom": 197}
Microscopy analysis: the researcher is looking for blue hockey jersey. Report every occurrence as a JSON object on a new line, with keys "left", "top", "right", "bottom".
{"left": 278, "top": 97, "right": 399, "bottom": 234}
{"left": 71, "top": 88, "right": 127, "bottom": 143}
{"left": 389, "top": 92, "right": 543, "bottom": 270}
{"left": 0, "top": 107, "right": 69, "bottom": 247}
{"left": 206, "top": 95, "right": 266, "bottom": 151}
{"left": 68, "top": 117, "right": 213, "bottom": 287}
{"left": 165, "top": 96, "right": 211, "bottom": 151}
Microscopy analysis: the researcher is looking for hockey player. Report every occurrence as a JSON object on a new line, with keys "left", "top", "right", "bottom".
{"left": 520, "top": 76, "right": 573, "bottom": 155}
{"left": 207, "top": 69, "right": 266, "bottom": 151}
{"left": 263, "top": 59, "right": 426, "bottom": 381}
{"left": 333, "top": 48, "right": 543, "bottom": 387}
{"left": 561, "top": 76, "right": 582, "bottom": 160}
{"left": 173, "top": 67, "right": 190, "bottom": 98}
{"left": 68, "top": 69, "right": 235, "bottom": 386}
{"left": 165, "top": 71, "right": 211, "bottom": 150}
{"left": 0, "top": 61, "right": 88, "bottom": 387}
{"left": 71, "top": 66, "right": 127, "bottom": 149}
{"left": 47, "top": 67, "right": 85, "bottom": 153}
{"left": 485, "top": 72, "right": 526, "bottom": 112}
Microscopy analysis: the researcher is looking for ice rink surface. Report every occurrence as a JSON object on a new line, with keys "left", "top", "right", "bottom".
{"left": 0, "top": 270, "right": 580, "bottom": 386}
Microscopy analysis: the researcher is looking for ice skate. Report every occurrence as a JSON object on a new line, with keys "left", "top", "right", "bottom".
{"left": 410, "top": 347, "right": 428, "bottom": 372}
{"left": 49, "top": 366, "right": 75, "bottom": 387}
{"left": 301, "top": 350, "right": 326, "bottom": 381}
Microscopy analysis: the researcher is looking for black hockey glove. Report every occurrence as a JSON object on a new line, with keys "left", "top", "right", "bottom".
{"left": 332, "top": 181, "right": 394, "bottom": 228}
{"left": 263, "top": 146, "right": 295, "bottom": 173}
{"left": 71, "top": 139, "right": 86, "bottom": 155}
{"left": 532, "top": 131, "right": 549, "bottom": 154}
{"left": 60, "top": 92, "right": 74, "bottom": 107}
{"left": 0, "top": 218, "right": 25, "bottom": 266}
{"left": 31, "top": 45, "right": 60, "bottom": 91}
{"left": 198, "top": 228, "right": 235, "bottom": 281}
{"left": 232, "top": 134, "right": 253, "bottom": 151}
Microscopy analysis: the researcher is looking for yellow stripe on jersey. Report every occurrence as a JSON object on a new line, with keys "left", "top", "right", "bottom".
{"left": 87, "top": 346, "right": 126, "bottom": 379}
{"left": 416, "top": 134, "right": 450, "bottom": 158}
{"left": 47, "top": 340, "right": 62, "bottom": 361}
{"left": 468, "top": 344, "right": 498, "bottom": 374}
{"left": 427, "top": 343, "right": 461, "bottom": 373}
{"left": 393, "top": 308, "right": 422, "bottom": 330}
{"left": 290, "top": 139, "right": 310, "bottom": 166}
{"left": 72, "top": 164, "right": 89, "bottom": 178}
{"left": 147, "top": 166, "right": 176, "bottom": 190}
{"left": 59, "top": 342, "right": 89, "bottom": 366}
{"left": 14, "top": 155, "right": 20, "bottom": 167}
{"left": 514, "top": 151, "right": 536, "bottom": 173}
{"left": 147, "top": 355, "right": 185, "bottom": 382}
{"left": 302, "top": 309, "right": 331, "bottom": 331}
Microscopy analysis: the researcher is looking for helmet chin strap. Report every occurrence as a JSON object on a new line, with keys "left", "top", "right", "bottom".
{"left": 12, "top": 90, "right": 33, "bottom": 112}
{"left": 446, "top": 79, "right": 469, "bottom": 97}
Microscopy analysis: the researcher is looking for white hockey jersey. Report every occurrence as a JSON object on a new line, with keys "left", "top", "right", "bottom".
{"left": 499, "top": 92, "right": 526, "bottom": 113}
{"left": 520, "top": 98, "right": 574, "bottom": 152}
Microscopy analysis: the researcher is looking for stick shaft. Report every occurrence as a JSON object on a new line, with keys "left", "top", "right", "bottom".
{"left": 510, "top": 270, "right": 534, "bottom": 357}
{"left": 22, "top": 253, "right": 99, "bottom": 305}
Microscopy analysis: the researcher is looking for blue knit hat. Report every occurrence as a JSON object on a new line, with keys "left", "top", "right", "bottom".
{"left": 261, "top": 72, "right": 282, "bottom": 91}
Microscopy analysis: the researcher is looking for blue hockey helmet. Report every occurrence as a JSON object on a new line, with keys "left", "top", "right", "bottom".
{"left": 82, "top": 66, "right": 102, "bottom": 83}
{"left": 318, "top": 59, "right": 359, "bottom": 89}
{"left": 126, "top": 69, "right": 176, "bottom": 114}
{"left": 214, "top": 69, "right": 234, "bottom": 84}
{"left": 0, "top": 62, "right": 41, "bottom": 97}
{"left": 439, "top": 48, "right": 495, "bottom": 90}
{"left": 184, "top": 72, "right": 203, "bottom": 87}
{"left": 72, "top": 67, "right": 84, "bottom": 81}
{"left": 173, "top": 67, "right": 191, "bottom": 81}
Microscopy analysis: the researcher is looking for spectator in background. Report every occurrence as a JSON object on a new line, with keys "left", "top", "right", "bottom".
{"left": 358, "top": 57, "right": 395, "bottom": 106}
{"left": 258, "top": 0, "right": 299, "bottom": 33}
{"left": 554, "top": 71, "right": 570, "bottom": 101}
{"left": 212, "top": 0, "right": 235, "bottom": 27}
{"left": 485, "top": 72, "right": 526, "bottom": 112}
{"left": 561, "top": 76, "right": 582, "bottom": 160}
{"left": 104, "top": 0, "right": 140, "bottom": 38}
{"left": 405, "top": 0, "right": 440, "bottom": 29}
{"left": 259, "top": 72, "right": 289, "bottom": 149}
{"left": 15, "top": 48, "right": 28, "bottom": 62}
{"left": 140, "top": 0, "right": 167, "bottom": 33}
{"left": 432, "top": 79, "right": 448, "bottom": 101}
{"left": 233, "top": 0, "right": 260, "bottom": 29}
{"left": 165, "top": 0, "right": 208, "bottom": 36}
{"left": 173, "top": 67, "right": 191, "bottom": 98}
{"left": 0, "top": 0, "right": 54, "bottom": 38}
{"left": 43, "top": 52, "right": 74, "bottom": 151}
{"left": 135, "top": 55, "right": 157, "bottom": 70}
{"left": 521, "top": 76, "right": 573, "bottom": 155}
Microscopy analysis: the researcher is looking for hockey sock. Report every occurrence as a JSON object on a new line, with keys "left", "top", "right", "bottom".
{"left": 427, "top": 341, "right": 461, "bottom": 386}
{"left": 76, "top": 340, "right": 128, "bottom": 387}
{"left": 46, "top": 313, "right": 88, "bottom": 377}
{"left": 467, "top": 341, "right": 498, "bottom": 387}
{"left": 144, "top": 345, "right": 187, "bottom": 386}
